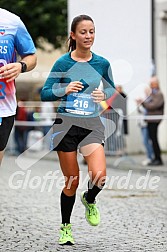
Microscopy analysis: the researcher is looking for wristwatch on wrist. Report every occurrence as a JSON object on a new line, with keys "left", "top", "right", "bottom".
{"left": 19, "top": 61, "right": 27, "bottom": 73}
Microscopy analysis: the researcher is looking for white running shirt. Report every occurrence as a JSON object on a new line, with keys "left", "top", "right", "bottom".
{"left": 0, "top": 8, "right": 36, "bottom": 117}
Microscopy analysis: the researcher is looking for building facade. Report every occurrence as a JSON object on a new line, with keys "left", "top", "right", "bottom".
{"left": 155, "top": 0, "right": 167, "bottom": 150}
{"left": 16, "top": 0, "right": 167, "bottom": 153}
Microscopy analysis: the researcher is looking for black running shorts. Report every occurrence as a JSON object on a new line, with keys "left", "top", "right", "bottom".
{"left": 51, "top": 114, "right": 105, "bottom": 152}
{"left": 0, "top": 115, "right": 15, "bottom": 151}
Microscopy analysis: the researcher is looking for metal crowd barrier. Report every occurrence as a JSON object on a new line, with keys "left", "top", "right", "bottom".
{"left": 101, "top": 109, "right": 135, "bottom": 167}
{"left": 101, "top": 109, "right": 125, "bottom": 155}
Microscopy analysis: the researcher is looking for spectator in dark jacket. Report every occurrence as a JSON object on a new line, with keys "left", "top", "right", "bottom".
{"left": 137, "top": 76, "right": 164, "bottom": 166}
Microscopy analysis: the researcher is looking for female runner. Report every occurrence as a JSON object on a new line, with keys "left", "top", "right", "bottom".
{"left": 41, "top": 14, "right": 115, "bottom": 245}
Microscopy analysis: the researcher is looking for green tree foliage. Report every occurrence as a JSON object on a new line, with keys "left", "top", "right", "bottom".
{"left": 1, "top": 0, "right": 67, "bottom": 50}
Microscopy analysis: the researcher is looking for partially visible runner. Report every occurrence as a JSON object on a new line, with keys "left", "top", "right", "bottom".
{"left": 0, "top": 8, "right": 37, "bottom": 165}
{"left": 41, "top": 14, "right": 115, "bottom": 245}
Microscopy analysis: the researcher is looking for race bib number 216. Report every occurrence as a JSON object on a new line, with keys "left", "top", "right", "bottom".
{"left": 66, "top": 93, "right": 95, "bottom": 115}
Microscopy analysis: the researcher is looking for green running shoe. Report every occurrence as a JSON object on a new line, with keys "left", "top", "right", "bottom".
{"left": 81, "top": 191, "right": 100, "bottom": 226}
{"left": 58, "top": 223, "right": 75, "bottom": 245}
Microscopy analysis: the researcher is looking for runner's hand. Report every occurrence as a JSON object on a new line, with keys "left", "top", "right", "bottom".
{"left": 91, "top": 88, "right": 105, "bottom": 103}
{"left": 65, "top": 81, "right": 83, "bottom": 95}
{"left": 0, "top": 63, "right": 22, "bottom": 82}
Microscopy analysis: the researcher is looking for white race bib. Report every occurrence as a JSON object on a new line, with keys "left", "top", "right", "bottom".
{"left": 65, "top": 93, "right": 95, "bottom": 115}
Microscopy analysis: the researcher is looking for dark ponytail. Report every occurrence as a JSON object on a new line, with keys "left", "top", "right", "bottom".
{"left": 68, "top": 14, "right": 94, "bottom": 52}
{"left": 68, "top": 36, "right": 76, "bottom": 52}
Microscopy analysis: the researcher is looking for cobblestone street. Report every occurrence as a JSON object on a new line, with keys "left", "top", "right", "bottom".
{"left": 0, "top": 153, "right": 167, "bottom": 251}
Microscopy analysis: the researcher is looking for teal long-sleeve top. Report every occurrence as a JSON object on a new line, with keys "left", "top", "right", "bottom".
{"left": 41, "top": 52, "right": 115, "bottom": 117}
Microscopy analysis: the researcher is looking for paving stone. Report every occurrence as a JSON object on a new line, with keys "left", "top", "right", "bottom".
{"left": 0, "top": 155, "right": 167, "bottom": 252}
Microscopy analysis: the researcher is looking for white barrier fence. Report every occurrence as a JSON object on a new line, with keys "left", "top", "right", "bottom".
{"left": 7, "top": 110, "right": 166, "bottom": 167}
